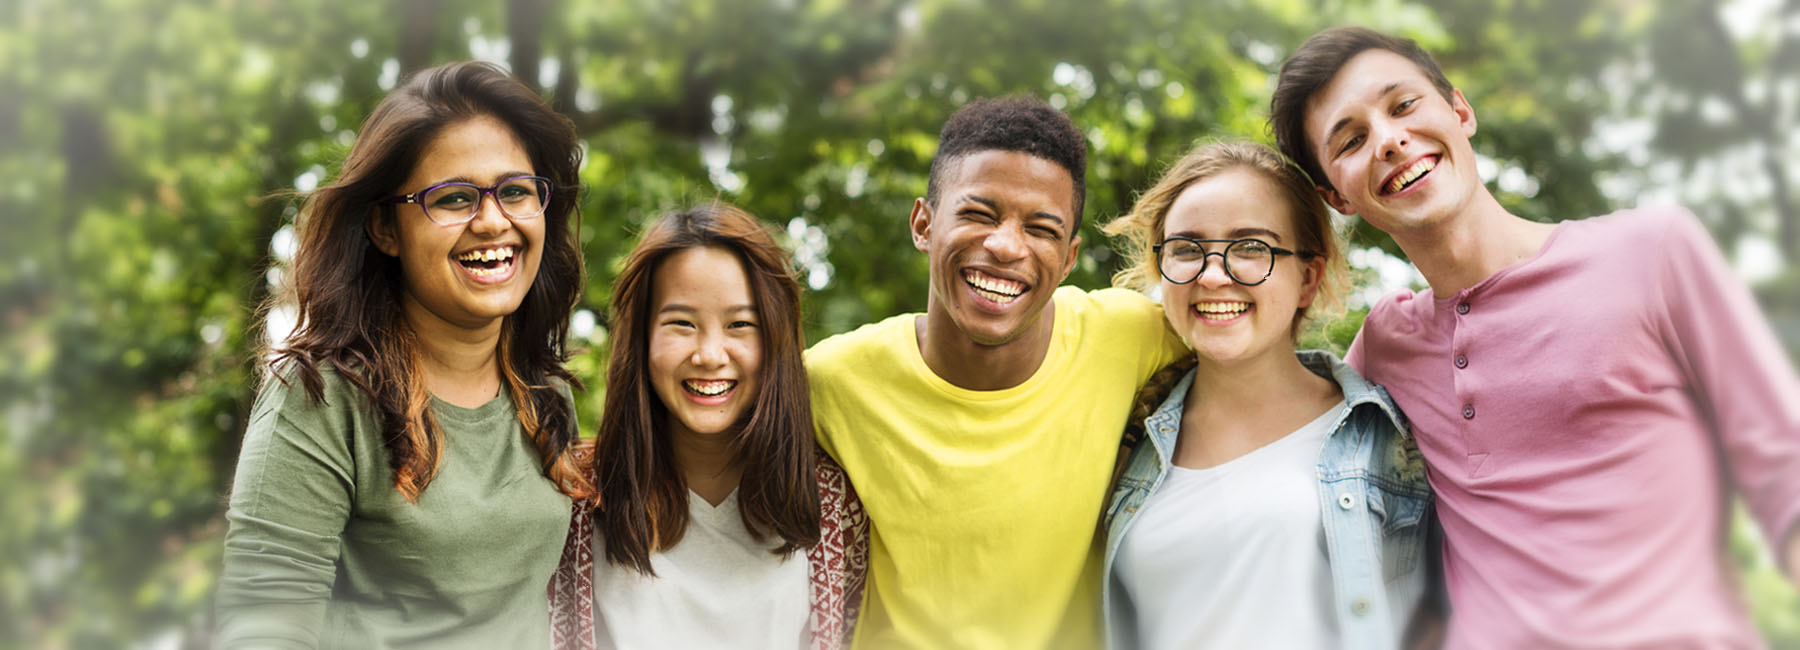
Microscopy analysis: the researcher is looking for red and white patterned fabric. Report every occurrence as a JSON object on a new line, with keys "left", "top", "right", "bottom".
{"left": 547, "top": 443, "right": 869, "bottom": 650}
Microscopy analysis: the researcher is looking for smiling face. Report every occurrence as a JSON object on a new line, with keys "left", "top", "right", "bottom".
{"left": 1161, "top": 168, "right": 1322, "bottom": 367}
{"left": 911, "top": 149, "right": 1081, "bottom": 348}
{"left": 647, "top": 245, "right": 764, "bottom": 440}
{"left": 1305, "top": 48, "right": 1481, "bottom": 236}
{"left": 369, "top": 115, "right": 546, "bottom": 335}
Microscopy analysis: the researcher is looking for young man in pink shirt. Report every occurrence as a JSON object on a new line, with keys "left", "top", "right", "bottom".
{"left": 1270, "top": 26, "right": 1800, "bottom": 649}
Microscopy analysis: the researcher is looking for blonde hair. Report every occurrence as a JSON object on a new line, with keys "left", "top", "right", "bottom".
{"left": 1103, "top": 139, "right": 1349, "bottom": 337}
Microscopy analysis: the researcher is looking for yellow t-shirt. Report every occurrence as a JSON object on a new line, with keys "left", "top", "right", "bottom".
{"left": 807, "top": 286, "right": 1187, "bottom": 650}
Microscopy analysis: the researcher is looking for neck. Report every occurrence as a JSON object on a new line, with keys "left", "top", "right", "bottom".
{"left": 669, "top": 422, "right": 742, "bottom": 507}
{"left": 1186, "top": 347, "right": 1332, "bottom": 419}
{"left": 1389, "top": 192, "right": 1556, "bottom": 296}
{"left": 915, "top": 298, "right": 1057, "bottom": 391}
{"left": 402, "top": 296, "right": 504, "bottom": 408}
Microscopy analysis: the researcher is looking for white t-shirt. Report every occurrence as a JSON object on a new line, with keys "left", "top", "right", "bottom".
{"left": 1114, "top": 400, "right": 1347, "bottom": 650}
{"left": 592, "top": 488, "right": 811, "bottom": 650}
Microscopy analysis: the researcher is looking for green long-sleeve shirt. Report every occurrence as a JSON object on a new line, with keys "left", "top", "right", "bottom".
{"left": 217, "top": 368, "right": 573, "bottom": 649}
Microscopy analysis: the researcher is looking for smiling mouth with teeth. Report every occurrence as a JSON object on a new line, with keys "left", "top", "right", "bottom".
{"left": 1194, "top": 301, "right": 1250, "bottom": 321}
{"left": 964, "top": 270, "right": 1025, "bottom": 305}
{"left": 455, "top": 246, "right": 518, "bottom": 278}
{"left": 1385, "top": 156, "right": 1438, "bottom": 195}
{"left": 683, "top": 379, "right": 736, "bottom": 397}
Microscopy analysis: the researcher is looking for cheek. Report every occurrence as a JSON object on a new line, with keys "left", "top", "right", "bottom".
{"left": 647, "top": 334, "right": 685, "bottom": 383}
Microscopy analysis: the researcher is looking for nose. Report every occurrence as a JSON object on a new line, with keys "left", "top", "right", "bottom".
{"left": 690, "top": 332, "right": 729, "bottom": 368}
{"left": 983, "top": 222, "right": 1028, "bottom": 262}
{"left": 1195, "top": 252, "right": 1235, "bottom": 288}
{"left": 1373, "top": 119, "right": 1409, "bottom": 162}
{"left": 466, "top": 191, "right": 512, "bottom": 234}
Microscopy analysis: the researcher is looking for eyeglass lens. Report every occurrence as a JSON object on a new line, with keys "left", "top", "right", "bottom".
{"left": 1158, "top": 239, "right": 1275, "bottom": 285}
{"left": 422, "top": 177, "right": 549, "bottom": 224}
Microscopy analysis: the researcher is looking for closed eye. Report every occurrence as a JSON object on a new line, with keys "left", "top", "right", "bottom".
{"left": 1394, "top": 97, "right": 1417, "bottom": 115}
{"left": 1028, "top": 224, "right": 1062, "bottom": 239}
{"left": 1336, "top": 133, "right": 1365, "bottom": 156}
{"left": 958, "top": 209, "right": 997, "bottom": 223}
{"left": 729, "top": 319, "right": 758, "bottom": 329}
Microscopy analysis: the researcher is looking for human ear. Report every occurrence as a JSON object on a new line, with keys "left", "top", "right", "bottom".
{"left": 1318, "top": 185, "right": 1356, "bottom": 217}
{"left": 909, "top": 197, "right": 932, "bottom": 253}
{"left": 1452, "top": 88, "right": 1477, "bottom": 138}
{"left": 366, "top": 209, "right": 400, "bottom": 257}
{"left": 1296, "top": 254, "right": 1325, "bottom": 309}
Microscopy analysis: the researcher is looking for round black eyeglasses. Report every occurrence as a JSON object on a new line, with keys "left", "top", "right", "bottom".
{"left": 1152, "top": 237, "right": 1316, "bottom": 286}
{"left": 386, "top": 175, "right": 552, "bottom": 226}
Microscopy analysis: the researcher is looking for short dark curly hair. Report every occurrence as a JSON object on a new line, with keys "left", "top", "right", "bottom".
{"left": 1270, "top": 27, "right": 1456, "bottom": 192}
{"left": 925, "top": 96, "right": 1088, "bottom": 230}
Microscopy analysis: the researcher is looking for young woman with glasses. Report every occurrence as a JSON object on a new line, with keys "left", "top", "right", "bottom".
{"left": 216, "top": 61, "right": 592, "bottom": 649}
{"left": 1098, "top": 141, "right": 1434, "bottom": 650}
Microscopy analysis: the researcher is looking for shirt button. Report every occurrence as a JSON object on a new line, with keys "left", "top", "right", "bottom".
{"left": 1455, "top": 354, "right": 1468, "bottom": 369}
{"left": 1337, "top": 493, "right": 1355, "bottom": 509}
{"left": 1456, "top": 302, "right": 1470, "bottom": 315}
{"left": 1350, "top": 598, "right": 1370, "bottom": 616}
{"left": 1462, "top": 405, "right": 1476, "bottom": 419}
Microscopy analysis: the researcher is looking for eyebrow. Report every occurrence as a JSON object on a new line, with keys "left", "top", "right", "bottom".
{"left": 961, "top": 193, "right": 1067, "bottom": 225}
{"left": 427, "top": 170, "right": 537, "bottom": 187}
{"left": 1167, "top": 227, "right": 1285, "bottom": 243}
{"left": 1324, "top": 82, "right": 1404, "bottom": 144}
{"left": 657, "top": 303, "right": 758, "bottom": 315}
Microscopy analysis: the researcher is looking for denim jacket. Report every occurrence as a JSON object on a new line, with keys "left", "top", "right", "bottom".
{"left": 1101, "top": 350, "right": 1432, "bottom": 650}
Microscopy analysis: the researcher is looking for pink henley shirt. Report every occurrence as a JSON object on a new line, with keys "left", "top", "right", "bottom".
{"left": 1348, "top": 206, "right": 1800, "bottom": 649}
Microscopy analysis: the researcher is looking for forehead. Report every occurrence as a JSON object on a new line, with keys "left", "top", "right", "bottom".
{"left": 1164, "top": 168, "right": 1299, "bottom": 238}
{"left": 407, "top": 116, "right": 533, "bottom": 185}
{"left": 939, "top": 149, "right": 1077, "bottom": 213}
{"left": 1303, "top": 49, "right": 1435, "bottom": 138}
{"left": 652, "top": 245, "right": 754, "bottom": 305}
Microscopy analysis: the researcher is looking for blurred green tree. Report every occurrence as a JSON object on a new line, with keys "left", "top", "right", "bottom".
{"left": 2, "top": 0, "right": 1795, "bottom": 647}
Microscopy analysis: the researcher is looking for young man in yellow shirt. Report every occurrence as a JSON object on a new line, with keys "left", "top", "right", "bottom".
{"left": 807, "top": 96, "right": 1187, "bottom": 649}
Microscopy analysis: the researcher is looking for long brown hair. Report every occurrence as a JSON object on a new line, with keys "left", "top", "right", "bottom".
{"left": 261, "top": 61, "right": 592, "bottom": 502}
{"left": 594, "top": 203, "right": 820, "bottom": 575}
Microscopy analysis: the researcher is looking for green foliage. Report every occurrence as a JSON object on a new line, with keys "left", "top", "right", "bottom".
{"left": 5, "top": 0, "right": 1798, "bottom": 646}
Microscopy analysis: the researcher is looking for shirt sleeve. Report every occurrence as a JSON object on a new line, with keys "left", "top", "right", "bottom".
{"left": 1653, "top": 209, "right": 1800, "bottom": 568}
{"left": 215, "top": 377, "right": 358, "bottom": 649}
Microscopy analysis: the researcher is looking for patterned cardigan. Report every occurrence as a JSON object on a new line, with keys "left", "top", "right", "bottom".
{"left": 547, "top": 443, "right": 870, "bottom": 650}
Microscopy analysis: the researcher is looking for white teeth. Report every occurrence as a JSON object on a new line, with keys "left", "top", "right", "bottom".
{"left": 1193, "top": 301, "right": 1250, "bottom": 321}
{"left": 683, "top": 379, "right": 734, "bottom": 396}
{"left": 457, "top": 247, "right": 516, "bottom": 262}
{"left": 964, "top": 270, "right": 1024, "bottom": 304}
{"left": 1386, "top": 157, "right": 1437, "bottom": 194}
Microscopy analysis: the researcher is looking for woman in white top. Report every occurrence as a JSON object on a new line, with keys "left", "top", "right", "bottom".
{"left": 585, "top": 203, "right": 865, "bottom": 650}
{"left": 1099, "top": 141, "right": 1434, "bottom": 650}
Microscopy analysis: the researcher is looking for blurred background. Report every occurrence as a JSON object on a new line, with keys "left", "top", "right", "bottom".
{"left": 2, "top": 0, "right": 1797, "bottom": 647}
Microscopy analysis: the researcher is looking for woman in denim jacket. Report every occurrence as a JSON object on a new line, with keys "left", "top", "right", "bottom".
{"left": 1099, "top": 141, "right": 1433, "bottom": 650}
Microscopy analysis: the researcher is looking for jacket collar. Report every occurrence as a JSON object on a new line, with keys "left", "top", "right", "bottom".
{"left": 1138, "top": 350, "right": 1410, "bottom": 463}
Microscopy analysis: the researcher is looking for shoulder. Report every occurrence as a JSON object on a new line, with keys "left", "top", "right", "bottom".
{"left": 253, "top": 362, "right": 365, "bottom": 422}
{"left": 1361, "top": 288, "right": 1426, "bottom": 337}
{"left": 805, "top": 312, "right": 915, "bottom": 374}
{"left": 1058, "top": 285, "right": 1159, "bottom": 318}
{"left": 1566, "top": 205, "right": 1702, "bottom": 250}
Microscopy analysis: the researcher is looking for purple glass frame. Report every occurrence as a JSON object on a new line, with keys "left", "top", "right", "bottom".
{"left": 385, "top": 174, "right": 553, "bottom": 225}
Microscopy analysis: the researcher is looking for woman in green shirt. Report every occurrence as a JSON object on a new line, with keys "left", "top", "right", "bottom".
{"left": 217, "top": 61, "right": 592, "bottom": 649}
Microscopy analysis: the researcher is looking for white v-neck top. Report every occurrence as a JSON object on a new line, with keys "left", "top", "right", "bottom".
{"left": 1114, "top": 400, "right": 1347, "bottom": 650}
{"left": 592, "top": 488, "right": 811, "bottom": 650}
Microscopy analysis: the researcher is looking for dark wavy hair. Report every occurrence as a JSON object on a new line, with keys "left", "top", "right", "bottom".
{"left": 594, "top": 202, "right": 820, "bottom": 575}
{"left": 260, "top": 61, "right": 591, "bottom": 502}
{"left": 926, "top": 95, "right": 1089, "bottom": 229}
{"left": 1270, "top": 26, "right": 1457, "bottom": 192}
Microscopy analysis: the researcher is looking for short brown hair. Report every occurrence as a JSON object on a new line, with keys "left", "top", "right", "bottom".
{"left": 1103, "top": 140, "right": 1348, "bottom": 337}
{"left": 1270, "top": 27, "right": 1456, "bottom": 192}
